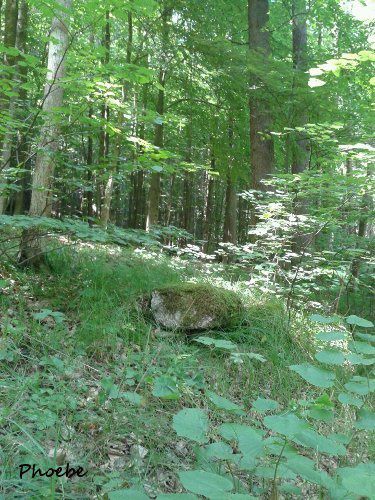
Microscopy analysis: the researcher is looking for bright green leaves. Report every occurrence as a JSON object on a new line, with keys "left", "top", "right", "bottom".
{"left": 194, "top": 336, "right": 237, "bottom": 351}
{"left": 152, "top": 375, "right": 180, "bottom": 400}
{"left": 308, "top": 394, "right": 334, "bottom": 422}
{"left": 337, "top": 463, "right": 375, "bottom": 498}
{"left": 252, "top": 397, "right": 279, "bottom": 413}
{"left": 206, "top": 391, "right": 245, "bottom": 415}
{"left": 310, "top": 314, "right": 338, "bottom": 324}
{"left": 338, "top": 392, "right": 363, "bottom": 408}
{"left": 108, "top": 489, "right": 149, "bottom": 499}
{"left": 315, "top": 349, "right": 345, "bottom": 365}
{"left": 179, "top": 470, "right": 233, "bottom": 498}
{"left": 219, "top": 423, "right": 264, "bottom": 464}
{"left": 264, "top": 413, "right": 308, "bottom": 438}
{"left": 286, "top": 456, "right": 333, "bottom": 489}
{"left": 355, "top": 408, "right": 375, "bottom": 431}
{"left": 346, "top": 315, "right": 374, "bottom": 328}
{"left": 173, "top": 409, "right": 209, "bottom": 444}
{"left": 344, "top": 376, "right": 375, "bottom": 396}
{"left": 289, "top": 363, "right": 335, "bottom": 388}
{"left": 316, "top": 330, "right": 347, "bottom": 342}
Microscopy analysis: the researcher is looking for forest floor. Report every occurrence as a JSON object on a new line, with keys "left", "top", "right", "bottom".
{"left": 0, "top": 243, "right": 372, "bottom": 499}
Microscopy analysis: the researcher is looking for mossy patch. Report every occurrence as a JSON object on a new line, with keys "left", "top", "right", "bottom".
{"left": 150, "top": 282, "right": 244, "bottom": 331}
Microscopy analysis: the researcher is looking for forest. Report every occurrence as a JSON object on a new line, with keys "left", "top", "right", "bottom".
{"left": 0, "top": 0, "right": 374, "bottom": 498}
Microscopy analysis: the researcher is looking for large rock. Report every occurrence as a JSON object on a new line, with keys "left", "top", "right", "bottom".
{"left": 150, "top": 283, "right": 243, "bottom": 331}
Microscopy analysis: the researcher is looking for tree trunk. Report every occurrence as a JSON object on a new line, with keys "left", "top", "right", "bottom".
{"left": 146, "top": 4, "right": 171, "bottom": 230}
{"left": 13, "top": 0, "right": 30, "bottom": 215}
{"left": 248, "top": 0, "right": 274, "bottom": 192}
{"left": 18, "top": 0, "right": 71, "bottom": 267}
{"left": 291, "top": 0, "right": 310, "bottom": 174}
{"left": 223, "top": 119, "right": 237, "bottom": 244}
{"left": 0, "top": 0, "right": 19, "bottom": 213}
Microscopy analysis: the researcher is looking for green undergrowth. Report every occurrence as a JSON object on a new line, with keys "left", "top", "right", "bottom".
{"left": 0, "top": 245, "right": 373, "bottom": 498}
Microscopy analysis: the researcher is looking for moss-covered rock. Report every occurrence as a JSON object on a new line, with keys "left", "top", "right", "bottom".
{"left": 150, "top": 282, "right": 244, "bottom": 331}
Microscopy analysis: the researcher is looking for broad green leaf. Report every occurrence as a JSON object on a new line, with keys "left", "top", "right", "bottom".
{"left": 207, "top": 391, "right": 244, "bottom": 414}
{"left": 346, "top": 315, "right": 374, "bottom": 328}
{"left": 203, "top": 442, "right": 234, "bottom": 461}
{"left": 264, "top": 413, "right": 309, "bottom": 438}
{"left": 152, "top": 375, "right": 180, "bottom": 400}
{"left": 286, "top": 456, "right": 334, "bottom": 488}
{"left": 310, "top": 314, "right": 337, "bottom": 324}
{"left": 157, "top": 495, "right": 197, "bottom": 499}
{"left": 289, "top": 363, "right": 335, "bottom": 388}
{"left": 173, "top": 408, "right": 208, "bottom": 444}
{"left": 120, "top": 392, "right": 144, "bottom": 406}
{"left": 346, "top": 352, "right": 375, "bottom": 365}
{"left": 344, "top": 376, "right": 375, "bottom": 396}
{"left": 194, "top": 337, "right": 237, "bottom": 351}
{"left": 316, "top": 331, "right": 347, "bottom": 342}
{"left": 356, "top": 332, "right": 375, "bottom": 342}
{"left": 252, "top": 397, "right": 279, "bottom": 413}
{"left": 209, "top": 495, "right": 257, "bottom": 500}
{"left": 355, "top": 332, "right": 375, "bottom": 343}
{"left": 108, "top": 489, "right": 149, "bottom": 500}
{"left": 337, "top": 463, "right": 375, "bottom": 498}
{"left": 294, "top": 428, "right": 346, "bottom": 456}
{"left": 338, "top": 392, "right": 363, "bottom": 408}
{"left": 348, "top": 341, "right": 375, "bottom": 355}
{"left": 254, "top": 465, "right": 296, "bottom": 480}
{"left": 355, "top": 407, "right": 375, "bottom": 430}
{"left": 315, "top": 349, "right": 345, "bottom": 365}
{"left": 179, "top": 470, "right": 233, "bottom": 497}
{"left": 219, "top": 423, "right": 264, "bottom": 458}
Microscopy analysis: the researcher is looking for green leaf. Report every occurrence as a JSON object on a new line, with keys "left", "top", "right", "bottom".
{"left": 152, "top": 375, "right": 180, "bottom": 400}
{"left": 157, "top": 495, "right": 198, "bottom": 499}
{"left": 346, "top": 352, "right": 375, "bottom": 365}
{"left": 194, "top": 337, "right": 237, "bottom": 351}
{"left": 338, "top": 392, "right": 363, "bottom": 408}
{"left": 219, "top": 423, "right": 264, "bottom": 458}
{"left": 315, "top": 349, "right": 345, "bottom": 365}
{"left": 209, "top": 495, "right": 256, "bottom": 500}
{"left": 355, "top": 407, "right": 375, "bottom": 430}
{"left": 337, "top": 463, "right": 375, "bottom": 497}
{"left": 310, "top": 314, "right": 338, "bottom": 324}
{"left": 356, "top": 332, "right": 375, "bottom": 342}
{"left": 203, "top": 442, "right": 234, "bottom": 461}
{"left": 348, "top": 341, "right": 375, "bottom": 355}
{"left": 108, "top": 489, "right": 149, "bottom": 500}
{"left": 206, "top": 391, "right": 244, "bottom": 414}
{"left": 173, "top": 408, "right": 208, "bottom": 444}
{"left": 179, "top": 470, "right": 233, "bottom": 498}
{"left": 344, "top": 376, "right": 375, "bottom": 396}
{"left": 286, "top": 456, "right": 334, "bottom": 488}
{"left": 264, "top": 413, "right": 309, "bottom": 438}
{"left": 289, "top": 363, "right": 335, "bottom": 388}
{"left": 120, "top": 392, "right": 144, "bottom": 405}
{"left": 316, "top": 331, "right": 347, "bottom": 342}
{"left": 346, "top": 315, "right": 374, "bottom": 328}
{"left": 252, "top": 397, "right": 279, "bottom": 413}
{"left": 294, "top": 429, "right": 346, "bottom": 456}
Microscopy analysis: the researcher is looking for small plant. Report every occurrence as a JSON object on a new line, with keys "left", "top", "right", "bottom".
{"left": 110, "top": 314, "right": 374, "bottom": 498}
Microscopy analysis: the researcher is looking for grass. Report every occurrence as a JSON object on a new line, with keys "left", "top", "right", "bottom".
{"left": 0, "top": 243, "right": 372, "bottom": 498}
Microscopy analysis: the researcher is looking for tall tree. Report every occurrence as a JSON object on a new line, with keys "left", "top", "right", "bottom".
{"left": 146, "top": 2, "right": 171, "bottom": 230}
{"left": 248, "top": 0, "right": 274, "bottom": 192}
{"left": 19, "top": 0, "right": 71, "bottom": 266}
{"left": 291, "top": 0, "right": 310, "bottom": 174}
{"left": 0, "top": 0, "right": 19, "bottom": 213}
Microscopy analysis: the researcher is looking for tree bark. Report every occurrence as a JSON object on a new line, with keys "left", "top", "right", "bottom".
{"left": 291, "top": 0, "right": 310, "bottom": 174}
{"left": 0, "top": 0, "right": 19, "bottom": 213}
{"left": 146, "top": 4, "right": 171, "bottom": 230}
{"left": 248, "top": 0, "right": 274, "bottom": 192}
{"left": 223, "top": 119, "right": 237, "bottom": 244}
{"left": 19, "top": 0, "right": 71, "bottom": 267}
